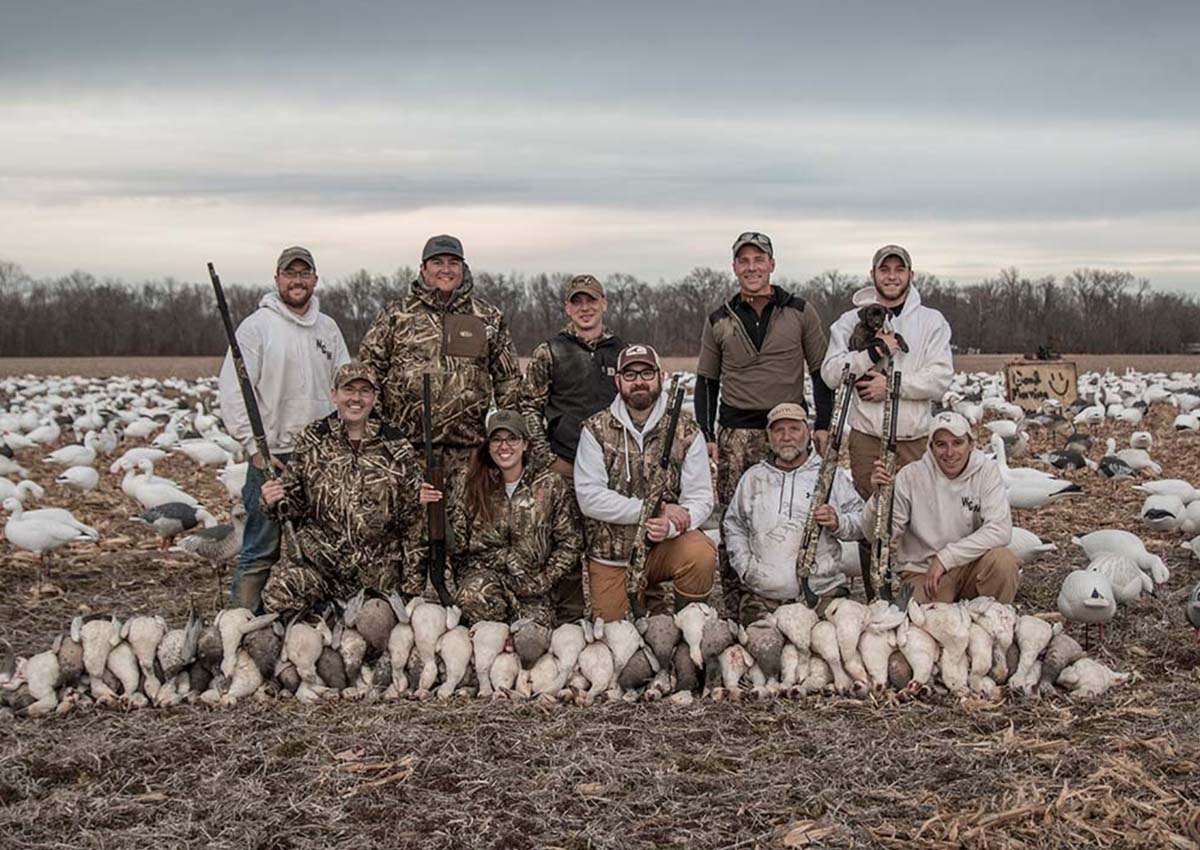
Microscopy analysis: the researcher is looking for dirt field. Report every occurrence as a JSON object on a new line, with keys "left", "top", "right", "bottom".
{"left": 2, "top": 393, "right": 1200, "bottom": 848}
{"left": 2, "top": 353, "right": 1199, "bottom": 381}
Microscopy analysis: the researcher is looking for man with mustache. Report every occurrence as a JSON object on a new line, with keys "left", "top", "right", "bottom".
{"left": 574, "top": 344, "right": 716, "bottom": 621}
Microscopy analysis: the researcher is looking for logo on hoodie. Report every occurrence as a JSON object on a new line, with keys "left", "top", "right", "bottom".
{"left": 961, "top": 495, "right": 981, "bottom": 514}
{"left": 315, "top": 339, "right": 333, "bottom": 362}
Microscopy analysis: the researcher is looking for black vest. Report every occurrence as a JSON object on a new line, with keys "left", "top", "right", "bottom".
{"left": 544, "top": 331, "right": 624, "bottom": 461}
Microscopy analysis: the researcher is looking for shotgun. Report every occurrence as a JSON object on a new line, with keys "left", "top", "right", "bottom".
{"left": 422, "top": 373, "right": 454, "bottom": 607}
{"left": 867, "top": 369, "right": 904, "bottom": 603}
{"left": 207, "top": 262, "right": 306, "bottom": 564}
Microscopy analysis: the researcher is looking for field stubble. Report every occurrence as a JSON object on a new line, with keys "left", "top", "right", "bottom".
{"left": 0, "top": 375, "right": 1199, "bottom": 848}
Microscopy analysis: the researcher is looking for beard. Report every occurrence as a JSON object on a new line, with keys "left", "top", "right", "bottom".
{"left": 622, "top": 386, "right": 658, "bottom": 411}
{"left": 281, "top": 286, "right": 313, "bottom": 310}
{"left": 772, "top": 444, "right": 805, "bottom": 463}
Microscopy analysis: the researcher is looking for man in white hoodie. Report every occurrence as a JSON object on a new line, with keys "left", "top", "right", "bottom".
{"left": 723, "top": 403, "right": 864, "bottom": 624}
{"left": 820, "top": 244, "right": 953, "bottom": 592}
{"left": 574, "top": 344, "right": 716, "bottom": 621}
{"left": 217, "top": 246, "right": 350, "bottom": 611}
{"left": 862, "top": 412, "right": 1019, "bottom": 604}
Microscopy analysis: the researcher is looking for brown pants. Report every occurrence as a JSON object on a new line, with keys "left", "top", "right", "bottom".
{"left": 901, "top": 547, "right": 1020, "bottom": 604}
{"left": 588, "top": 530, "right": 717, "bottom": 622}
{"left": 849, "top": 428, "right": 927, "bottom": 592}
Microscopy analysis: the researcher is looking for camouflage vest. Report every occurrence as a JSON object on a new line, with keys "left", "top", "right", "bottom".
{"left": 582, "top": 405, "right": 701, "bottom": 564}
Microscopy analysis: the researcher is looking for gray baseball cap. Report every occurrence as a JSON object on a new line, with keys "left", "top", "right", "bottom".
{"left": 732, "top": 231, "right": 774, "bottom": 258}
{"left": 872, "top": 244, "right": 912, "bottom": 271}
{"left": 276, "top": 246, "right": 316, "bottom": 272}
{"left": 422, "top": 234, "right": 465, "bottom": 262}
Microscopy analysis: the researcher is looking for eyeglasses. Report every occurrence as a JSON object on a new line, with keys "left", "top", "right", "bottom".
{"left": 620, "top": 368, "right": 658, "bottom": 382}
{"left": 279, "top": 269, "right": 316, "bottom": 280}
{"left": 488, "top": 435, "right": 524, "bottom": 447}
{"left": 338, "top": 386, "right": 376, "bottom": 398}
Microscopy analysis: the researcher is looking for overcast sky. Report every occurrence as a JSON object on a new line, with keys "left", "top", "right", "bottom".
{"left": 2, "top": 1, "right": 1198, "bottom": 291}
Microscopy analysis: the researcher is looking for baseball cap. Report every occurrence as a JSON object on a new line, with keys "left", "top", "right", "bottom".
{"left": 732, "top": 231, "right": 774, "bottom": 258}
{"left": 766, "top": 402, "right": 810, "bottom": 428}
{"left": 276, "top": 246, "right": 316, "bottom": 273}
{"left": 565, "top": 274, "right": 605, "bottom": 300}
{"left": 422, "top": 234, "right": 465, "bottom": 262}
{"left": 929, "top": 411, "right": 973, "bottom": 441}
{"left": 486, "top": 409, "right": 529, "bottom": 440}
{"left": 872, "top": 244, "right": 912, "bottom": 271}
{"left": 617, "top": 344, "right": 662, "bottom": 372}
{"left": 333, "top": 361, "right": 379, "bottom": 391}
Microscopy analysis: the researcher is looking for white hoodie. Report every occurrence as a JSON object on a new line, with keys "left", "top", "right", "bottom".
{"left": 217, "top": 292, "right": 350, "bottom": 459}
{"left": 861, "top": 448, "right": 1012, "bottom": 575}
{"left": 723, "top": 453, "right": 864, "bottom": 599}
{"left": 820, "top": 285, "right": 953, "bottom": 440}
{"left": 574, "top": 391, "right": 714, "bottom": 566}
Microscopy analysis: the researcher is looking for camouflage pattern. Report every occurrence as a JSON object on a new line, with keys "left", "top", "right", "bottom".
{"left": 520, "top": 324, "right": 620, "bottom": 472}
{"left": 737, "top": 591, "right": 783, "bottom": 627}
{"left": 333, "top": 360, "right": 379, "bottom": 389}
{"left": 580, "top": 407, "right": 702, "bottom": 567}
{"left": 716, "top": 426, "right": 770, "bottom": 617}
{"left": 357, "top": 267, "right": 522, "bottom": 449}
{"left": 261, "top": 414, "right": 424, "bottom": 615}
{"left": 447, "top": 466, "right": 583, "bottom": 627}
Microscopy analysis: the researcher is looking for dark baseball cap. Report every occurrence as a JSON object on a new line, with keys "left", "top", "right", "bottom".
{"left": 276, "top": 246, "right": 316, "bottom": 272}
{"left": 732, "top": 231, "right": 773, "bottom": 258}
{"left": 565, "top": 274, "right": 605, "bottom": 300}
{"left": 486, "top": 409, "right": 529, "bottom": 440}
{"left": 422, "top": 234, "right": 465, "bottom": 262}
{"left": 872, "top": 244, "right": 912, "bottom": 270}
{"left": 617, "top": 344, "right": 662, "bottom": 372}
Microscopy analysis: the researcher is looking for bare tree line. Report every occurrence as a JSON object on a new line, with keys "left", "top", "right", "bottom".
{"left": 0, "top": 259, "right": 1196, "bottom": 358}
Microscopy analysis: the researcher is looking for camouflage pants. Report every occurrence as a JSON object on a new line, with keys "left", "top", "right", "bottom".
{"left": 738, "top": 592, "right": 784, "bottom": 628}
{"left": 262, "top": 560, "right": 334, "bottom": 618}
{"left": 716, "top": 426, "right": 770, "bottom": 619}
{"left": 406, "top": 443, "right": 480, "bottom": 600}
{"left": 548, "top": 459, "right": 588, "bottom": 623}
{"left": 456, "top": 566, "right": 556, "bottom": 627}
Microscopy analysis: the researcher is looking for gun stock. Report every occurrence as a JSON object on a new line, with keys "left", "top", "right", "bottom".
{"left": 422, "top": 373, "right": 453, "bottom": 607}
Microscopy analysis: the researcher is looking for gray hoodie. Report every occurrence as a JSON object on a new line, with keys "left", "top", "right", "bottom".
{"left": 723, "top": 452, "right": 864, "bottom": 599}
{"left": 862, "top": 447, "right": 1012, "bottom": 575}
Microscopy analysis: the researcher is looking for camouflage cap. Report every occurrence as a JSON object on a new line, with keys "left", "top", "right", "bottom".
{"left": 565, "top": 274, "right": 605, "bottom": 300}
{"left": 766, "top": 402, "right": 810, "bottom": 428}
{"left": 617, "top": 344, "right": 661, "bottom": 372}
{"left": 732, "top": 231, "right": 773, "bottom": 258}
{"left": 333, "top": 361, "right": 379, "bottom": 391}
{"left": 422, "top": 234, "right": 465, "bottom": 262}
{"left": 276, "top": 245, "right": 316, "bottom": 273}
{"left": 872, "top": 244, "right": 912, "bottom": 270}
{"left": 486, "top": 409, "right": 529, "bottom": 440}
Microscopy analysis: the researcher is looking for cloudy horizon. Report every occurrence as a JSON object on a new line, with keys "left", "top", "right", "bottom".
{"left": 3, "top": 1, "right": 1198, "bottom": 292}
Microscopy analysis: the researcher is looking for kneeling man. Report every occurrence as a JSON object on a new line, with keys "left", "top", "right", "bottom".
{"left": 864, "top": 411, "right": 1019, "bottom": 604}
{"left": 261, "top": 362, "right": 425, "bottom": 616}
{"left": 723, "top": 403, "right": 864, "bottom": 624}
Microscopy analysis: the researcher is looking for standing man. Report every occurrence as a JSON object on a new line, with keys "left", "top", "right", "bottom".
{"left": 520, "top": 273, "right": 623, "bottom": 621}
{"left": 695, "top": 231, "right": 834, "bottom": 617}
{"left": 575, "top": 344, "right": 716, "bottom": 621}
{"left": 723, "top": 403, "right": 864, "bottom": 624}
{"left": 358, "top": 234, "right": 522, "bottom": 474}
{"left": 218, "top": 245, "right": 350, "bottom": 611}
{"left": 820, "top": 245, "right": 953, "bottom": 588}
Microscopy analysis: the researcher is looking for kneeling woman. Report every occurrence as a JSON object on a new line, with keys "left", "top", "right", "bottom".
{"left": 444, "top": 410, "right": 582, "bottom": 626}
{"left": 261, "top": 362, "right": 424, "bottom": 616}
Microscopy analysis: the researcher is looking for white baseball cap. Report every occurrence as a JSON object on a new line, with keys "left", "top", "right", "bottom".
{"left": 929, "top": 411, "right": 973, "bottom": 441}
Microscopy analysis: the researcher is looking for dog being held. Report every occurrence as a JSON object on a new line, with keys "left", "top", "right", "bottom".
{"left": 847, "top": 303, "right": 908, "bottom": 373}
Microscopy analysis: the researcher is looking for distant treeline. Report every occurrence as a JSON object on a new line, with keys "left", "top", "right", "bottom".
{"left": 1, "top": 259, "right": 1196, "bottom": 357}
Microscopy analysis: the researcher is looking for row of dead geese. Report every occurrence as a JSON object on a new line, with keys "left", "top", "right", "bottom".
{"left": 1, "top": 595, "right": 1132, "bottom": 719}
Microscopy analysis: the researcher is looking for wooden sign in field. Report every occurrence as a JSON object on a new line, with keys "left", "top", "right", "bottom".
{"left": 1005, "top": 360, "right": 1078, "bottom": 412}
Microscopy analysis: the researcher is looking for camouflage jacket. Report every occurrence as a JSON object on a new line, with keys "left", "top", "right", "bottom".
{"left": 447, "top": 466, "right": 582, "bottom": 599}
{"left": 357, "top": 267, "right": 522, "bottom": 448}
{"left": 520, "top": 324, "right": 623, "bottom": 470}
{"left": 266, "top": 414, "right": 424, "bottom": 596}
{"left": 574, "top": 395, "right": 711, "bottom": 581}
